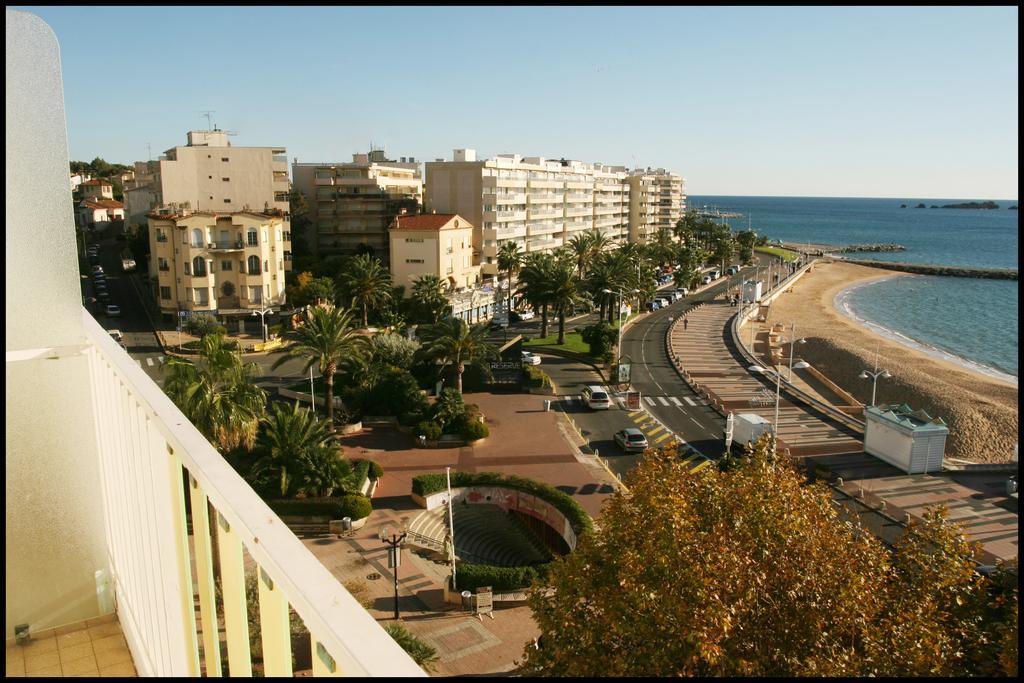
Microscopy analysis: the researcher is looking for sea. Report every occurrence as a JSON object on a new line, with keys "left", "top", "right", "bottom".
{"left": 689, "top": 196, "right": 1019, "bottom": 381}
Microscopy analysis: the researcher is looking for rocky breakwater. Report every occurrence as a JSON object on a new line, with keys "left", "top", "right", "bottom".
{"left": 835, "top": 259, "right": 1018, "bottom": 280}
{"left": 832, "top": 243, "right": 906, "bottom": 254}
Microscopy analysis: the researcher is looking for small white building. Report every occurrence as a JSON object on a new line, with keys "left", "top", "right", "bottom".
{"left": 76, "top": 198, "right": 125, "bottom": 229}
{"left": 863, "top": 403, "right": 948, "bottom": 474}
{"left": 741, "top": 279, "right": 763, "bottom": 303}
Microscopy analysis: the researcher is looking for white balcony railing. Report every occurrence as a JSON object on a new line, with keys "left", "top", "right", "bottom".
{"left": 81, "top": 311, "right": 425, "bottom": 677}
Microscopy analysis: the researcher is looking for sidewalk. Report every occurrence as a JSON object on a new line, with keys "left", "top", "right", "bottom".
{"left": 302, "top": 389, "right": 620, "bottom": 675}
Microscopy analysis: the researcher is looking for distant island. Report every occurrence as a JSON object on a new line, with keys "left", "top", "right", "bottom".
{"left": 914, "top": 203, "right": 926, "bottom": 208}
{"left": 1009, "top": 205, "right": 1018, "bottom": 210}
{"left": 941, "top": 201, "right": 999, "bottom": 209}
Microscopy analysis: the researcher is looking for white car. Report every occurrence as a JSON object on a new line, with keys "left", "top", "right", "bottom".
{"left": 516, "top": 309, "right": 536, "bottom": 321}
{"left": 581, "top": 385, "right": 612, "bottom": 410}
{"left": 105, "top": 304, "right": 121, "bottom": 317}
{"left": 521, "top": 351, "right": 542, "bottom": 366}
{"left": 702, "top": 274, "right": 713, "bottom": 285}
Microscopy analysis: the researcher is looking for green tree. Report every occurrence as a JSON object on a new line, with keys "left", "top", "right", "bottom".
{"left": 304, "top": 277, "right": 338, "bottom": 306}
{"left": 521, "top": 435, "right": 1018, "bottom": 677}
{"left": 288, "top": 188, "right": 312, "bottom": 257}
{"left": 419, "top": 317, "right": 498, "bottom": 395}
{"left": 410, "top": 274, "right": 449, "bottom": 324}
{"left": 566, "top": 231, "right": 595, "bottom": 279}
{"left": 272, "top": 305, "right": 366, "bottom": 428}
{"left": 338, "top": 253, "right": 392, "bottom": 328}
{"left": 547, "top": 261, "right": 585, "bottom": 345}
{"left": 249, "top": 402, "right": 353, "bottom": 498}
{"left": 163, "top": 334, "right": 267, "bottom": 452}
{"left": 184, "top": 313, "right": 226, "bottom": 338}
{"left": 497, "top": 241, "right": 524, "bottom": 316}
{"left": 384, "top": 623, "right": 439, "bottom": 672}
{"left": 580, "top": 322, "right": 617, "bottom": 362}
{"left": 516, "top": 253, "right": 556, "bottom": 338}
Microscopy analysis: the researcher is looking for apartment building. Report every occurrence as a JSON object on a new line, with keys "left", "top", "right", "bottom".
{"left": 123, "top": 130, "right": 289, "bottom": 228}
{"left": 79, "top": 177, "right": 113, "bottom": 200}
{"left": 292, "top": 150, "right": 422, "bottom": 260}
{"left": 425, "top": 149, "right": 631, "bottom": 278}
{"left": 388, "top": 212, "right": 497, "bottom": 322}
{"left": 148, "top": 208, "right": 291, "bottom": 331}
{"left": 626, "top": 168, "right": 686, "bottom": 243}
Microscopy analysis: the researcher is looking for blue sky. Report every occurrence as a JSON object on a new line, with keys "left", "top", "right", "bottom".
{"left": 21, "top": 5, "right": 1019, "bottom": 199}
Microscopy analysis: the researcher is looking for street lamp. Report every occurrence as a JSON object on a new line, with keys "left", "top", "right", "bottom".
{"left": 780, "top": 322, "right": 807, "bottom": 381}
{"left": 378, "top": 523, "right": 408, "bottom": 620}
{"left": 251, "top": 307, "right": 273, "bottom": 343}
{"left": 750, "top": 361, "right": 810, "bottom": 430}
{"left": 859, "top": 347, "right": 892, "bottom": 406}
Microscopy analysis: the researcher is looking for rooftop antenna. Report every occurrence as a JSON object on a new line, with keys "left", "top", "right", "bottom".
{"left": 198, "top": 110, "right": 216, "bottom": 130}
{"left": 147, "top": 142, "right": 151, "bottom": 161}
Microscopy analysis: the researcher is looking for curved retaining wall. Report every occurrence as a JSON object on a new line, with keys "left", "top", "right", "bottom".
{"left": 834, "top": 257, "right": 1017, "bottom": 280}
{"left": 414, "top": 486, "right": 578, "bottom": 551}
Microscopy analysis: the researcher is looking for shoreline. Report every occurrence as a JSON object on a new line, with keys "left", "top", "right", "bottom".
{"left": 833, "top": 276, "right": 1018, "bottom": 386}
{"left": 766, "top": 260, "right": 1018, "bottom": 463}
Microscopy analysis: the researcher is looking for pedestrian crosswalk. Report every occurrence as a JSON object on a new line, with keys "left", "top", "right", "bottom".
{"left": 134, "top": 355, "right": 165, "bottom": 368}
{"left": 620, "top": 408, "right": 713, "bottom": 471}
{"left": 618, "top": 395, "right": 707, "bottom": 409}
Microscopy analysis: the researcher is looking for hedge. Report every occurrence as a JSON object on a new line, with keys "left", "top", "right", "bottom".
{"left": 454, "top": 561, "right": 551, "bottom": 592}
{"left": 369, "top": 461, "right": 384, "bottom": 478}
{"left": 523, "top": 365, "right": 551, "bottom": 389}
{"left": 265, "top": 494, "right": 372, "bottom": 520}
{"left": 412, "top": 471, "right": 593, "bottom": 537}
{"left": 461, "top": 420, "right": 489, "bottom": 441}
{"left": 352, "top": 459, "right": 384, "bottom": 492}
{"left": 416, "top": 420, "right": 442, "bottom": 441}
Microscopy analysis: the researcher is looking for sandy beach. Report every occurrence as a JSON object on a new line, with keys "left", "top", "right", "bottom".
{"left": 766, "top": 260, "right": 1018, "bottom": 463}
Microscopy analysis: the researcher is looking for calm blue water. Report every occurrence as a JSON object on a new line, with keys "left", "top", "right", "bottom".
{"left": 691, "top": 196, "right": 1019, "bottom": 378}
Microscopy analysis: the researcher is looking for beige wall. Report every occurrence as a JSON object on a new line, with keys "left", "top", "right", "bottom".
{"left": 150, "top": 213, "right": 290, "bottom": 316}
{"left": 159, "top": 145, "right": 288, "bottom": 214}
{"left": 388, "top": 221, "right": 479, "bottom": 293}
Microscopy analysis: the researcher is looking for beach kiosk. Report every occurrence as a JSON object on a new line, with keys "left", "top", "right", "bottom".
{"left": 741, "top": 279, "right": 763, "bottom": 303}
{"left": 863, "top": 403, "right": 949, "bottom": 474}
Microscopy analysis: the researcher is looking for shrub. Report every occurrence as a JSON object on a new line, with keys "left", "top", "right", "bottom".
{"left": 335, "top": 494, "right": 372, "bottom": 520}
{"left": 580, "top": 322, "right": 616, "bottom": 362}
{"left": 431, "top": 388, "right": 466, "bottom": 431}
{"left": 185, "top": 313, "right": 226, "bottom": 338}
{"left": 411, "top": 472, "right": 593, "bottom": 537}
{"left": 351, "top": 460, "right": 372, "bottom": 492}
{"left": 461, "top": 419, "right": 489, "bottom": 441}
{"left": 524, "top": 365, "right": 551, "bottom": 388}
{"left": 266, "top": 498, "right": 347, "bottom": 518}
{"left": 416, "top": 420, "right": 442, "bottom": 441}
{"left": 352, "top": 367, "right": 428, "bottom": 417}
{"left": 369, "top": 461, "right": 384, "bottom": 478}
{"left": 455, "top": 562, "right": 549, "bottom": 592}
{"left": 383, "top": 623, "right": 439, "bottom": 672}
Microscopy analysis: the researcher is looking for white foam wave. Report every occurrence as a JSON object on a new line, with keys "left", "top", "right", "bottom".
{"left": 833, "top": 277, "right": 1018, "bottom": 386}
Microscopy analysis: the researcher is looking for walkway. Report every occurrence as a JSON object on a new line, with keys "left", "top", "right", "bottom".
{"left": 670, "top": 300, "right": 864, "bottom": 457}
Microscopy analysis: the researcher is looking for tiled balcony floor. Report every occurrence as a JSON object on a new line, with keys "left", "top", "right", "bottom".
{"left": 6, "top": 614, "right": 136, "bottom": 678}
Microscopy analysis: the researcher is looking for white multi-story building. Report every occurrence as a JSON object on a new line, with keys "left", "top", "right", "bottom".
{"left": 626, "top": 168, "right": 686, "bottom": 244}
{"left": 425, "top": 149, "right": 632, "bottom": 277}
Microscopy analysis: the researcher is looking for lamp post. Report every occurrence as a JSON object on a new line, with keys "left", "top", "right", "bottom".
{"left": 781, "top": 322, "right": 807, "bottom": 381}
{"left": 378, "top": 524, "right": 408, "bottom": 620}
{"left": 251, "top": 307, "right": 273, "bottom": 343}
{"left": 603, "top": 287, "right": 640, "bottom": 359}
{"left": 750, "top": 361, "right": 810, "bottom": 430}
{"left": 859, "top": 347, "right": 892, "bottom": 406}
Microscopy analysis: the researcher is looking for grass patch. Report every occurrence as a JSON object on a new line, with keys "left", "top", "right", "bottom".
{"left": 754, "top": 246, "right": 799, "bottom": 262}
{"left": 523, "top": 330, "right": 591, "bottom": 355}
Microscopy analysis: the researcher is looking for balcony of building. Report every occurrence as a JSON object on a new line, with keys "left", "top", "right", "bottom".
{"left": 6, "top": 11, "right": 425, "bottom": 677}
{"left": 528, "top": 207, "right": 561, "bottom": 220}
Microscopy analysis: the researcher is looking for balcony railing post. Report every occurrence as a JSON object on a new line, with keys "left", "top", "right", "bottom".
{"left": 167, "top": 449, "right": 201, "bottom": 676}
{"left": 216, "top": 512, "right": 253, "bottom": 676}
{"left": 188, "top": 476, "right": 223, "bottom": 676}
{"left": 257, "top": 568, "right": 293, "bottom": 677}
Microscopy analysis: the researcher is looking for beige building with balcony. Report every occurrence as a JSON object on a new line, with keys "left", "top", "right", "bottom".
{"left": 123, "top": 130, "right": 289, "bottom": 230}
{"left": 147, "top": 208, "right": 291, "bottom": 330}
{"left": 388, "top": 212, "right": 497, "bottom": 322}
{"left": 292, "top": 150, "right": 422, "bottom": 260}
{"left": 626, "top": 168, "right": 686, "bottom": 243}
{"left": 425, "top": 149, "right": 631, "bottom": 277}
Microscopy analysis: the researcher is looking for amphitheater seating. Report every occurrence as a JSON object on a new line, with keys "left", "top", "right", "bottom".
{"left": 452, "top": 504, "right": 551, "bottom": 567}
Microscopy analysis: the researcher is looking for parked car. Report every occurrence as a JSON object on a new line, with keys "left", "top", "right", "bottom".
{"left": 521, "top": 351, "right": 542, "bottom": 366}
{"left": 580, "top": 385, "right": 612, "bottom": 410}
{"left": 614, "top": 428, "right": 649, "bottom": 453}
{"left": 709, "top": 268, "right": 721, "bottom": 279}
{"left": 645, "top": 300, "right": 661, "bottom": 312}
{"left": 676, "top": 287, "right": 689, "bottom": 296}
{"left": 91, "top": 265, "right": 104, "bottom": 275}
{"left": 97, "top": 290, "right": 111, "bottom": 302}
{"left": 727, "top": 265, "right": 740, "bottom": 275}
{"left": 669, "top": 291, "right": 683, "bottom": 302}
{"left": 516, "top": 309, "right": 536, "bottom": 321}
{"left": 702, "top": 274, "right": 713, "bottom": 285}
{"left": 656, "top": 296, "right": 672, "bottom": 307}
{"left": 107, "top": 329, "right": 125, "bottom": 348}
{"left": 105, "top": 304, "right": 121, "bottom": 317}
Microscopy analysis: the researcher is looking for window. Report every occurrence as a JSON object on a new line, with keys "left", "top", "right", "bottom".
{"left": 248, "top": 286, "right": 262, "bottom": 303}
{"left": 405, "top": 258, "right": 425, "bottom": 264}
{"left": 223, "top": 198, "right": 231, "bottom": 204}
{"left": 160, "top": 286, "right": 171, "bottom": 300}
{"left": 247, "top": 255, "right": 261, "bottom": 274}
{"left": 265, "top": 284, "right": 270, "bottom": 298}
{"left": 247, "top": 228, "right": 258, "bottom": 246}
{"left": 278, "top": 260, "right": 283, "bottom": 271}
{"left": 192, "top": 256, "right": 206, "bottom": 276}
{"left": 405, "top": 237, "right": 424, "bottom": 243}
{"left": 193, "top": 288, "right": 209, "bottom": 305}
{"left": 276, "top": 227, "right": 282, "bottom": 242}
{"left": 264, "top": 259, "right": 269, "bottom": 272}
{"left": 221, "top": 260, "right": 232, "bottom": 271}
{"left": 182, "top": 230, "right": 188, "bottom": 244}
{"left": 191, "top": 228, "right": 204, "bottom": 247}
{"left": 158, "top": 257, "right": 169, "bottom": 271}
{"left": 221, "top": 157, "right": 229, "bottom": 162}
{"left": 262, "top": 227, "right": 268, "bottom": 242}
{"left": 222, "top": 177, "right": 230, "bottom": 182}
{"left": 184, "top": 262, "right": 190, "bottom": 275}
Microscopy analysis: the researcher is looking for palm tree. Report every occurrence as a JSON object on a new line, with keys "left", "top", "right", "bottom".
{"left": 163, "top": 334, "right": 267, "bottom": 452}
{"left": 419, "top": 317, "right": 498, "bottom": 395}
{"left": 567, "top": 232, "right": 594, "bottom": 279}
{"left": 497, "top": 241, "right": 523, "bottom": 315}
{"left": 516, "top": 252, "right": 556, "bottom": 338}
{"left": 586, "top": 228, "right": 614, "bottom": 260}
{"left": 250, "top": 402, "right": 353, "bottom": 498}
{"left": 547, "top": 262, "right": 585, "bottom": 345}
{"left": 272, "top": 305, "right": 365, "bottom": 428}
{"left": 338, "top": 253, "right": 392, "bottom": 328}
{"left": 411, "top": 274, "right": 449, "bottom": 324}
{"left": 652, "top": 226, "right": 675, "bottom": 267}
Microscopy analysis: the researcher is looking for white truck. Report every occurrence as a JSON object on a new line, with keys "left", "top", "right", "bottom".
{"left": 121, "top": 249, "right": 136, "bottom": 272}
{"left": 732, "top": 413, "right": 774, "bottom": 448}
